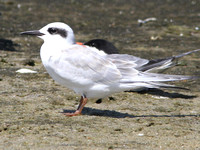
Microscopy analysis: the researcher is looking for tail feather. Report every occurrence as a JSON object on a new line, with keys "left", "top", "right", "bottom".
{"left": 147, "top": 82, "right": 189, "bottom": 90}
{"left": 120, "top": 72, "right": 198, "bottom": 83}
{"left": 119, "top": 73, "right": 196, "bottom": 92}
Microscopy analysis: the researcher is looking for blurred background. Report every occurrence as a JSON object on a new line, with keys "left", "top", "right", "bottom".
{"left": 1, "top": 0, "right": 200, "bottom": 54}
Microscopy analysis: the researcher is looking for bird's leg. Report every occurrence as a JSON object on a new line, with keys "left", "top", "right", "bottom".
{"left": 64, "top": 96, "right": 88, "bottom": 117}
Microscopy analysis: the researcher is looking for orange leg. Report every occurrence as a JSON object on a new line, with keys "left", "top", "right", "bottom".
{"left": 64, "top": 96, "right": 88, "bottom": 117}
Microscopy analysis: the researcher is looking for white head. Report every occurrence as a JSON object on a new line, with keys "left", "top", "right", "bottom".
{"left": 21, "top": 22, "right": 76, "bottom": 45}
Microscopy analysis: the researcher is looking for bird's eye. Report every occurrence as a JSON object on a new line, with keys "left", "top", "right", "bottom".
{"left": 48, "top": 28, "right": 58, "bottom": 34}
{"left": 47, "top": 27, "right": 67, "bottom": 38}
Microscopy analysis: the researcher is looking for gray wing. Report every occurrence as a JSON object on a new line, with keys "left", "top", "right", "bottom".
{"left": 55, "top": 46, "right": 122, "bottom": 85}
{"left": 106, "top": 54, "right": 149, "bottom": 68}
{"left": 107, "top": 49, "right": 200, "bottom": 73}
{"left": 105, "top": 54, "right": 196, "bottom": 83}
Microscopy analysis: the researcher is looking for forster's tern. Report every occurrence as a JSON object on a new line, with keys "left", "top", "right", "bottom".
{"left": 21, "top": 22, "right": 199, "bottom": 116}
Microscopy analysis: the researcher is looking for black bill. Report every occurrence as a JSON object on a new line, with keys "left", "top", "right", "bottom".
{"left": 20, "top": 30, "right": 45, "bottom": 36}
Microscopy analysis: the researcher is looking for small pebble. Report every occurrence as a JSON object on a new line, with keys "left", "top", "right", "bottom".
{"left": 16, "top": 68, "right": 37, "bottom": 73}
{"left": 138, "top": 133, "right": 144, "bottom": 136}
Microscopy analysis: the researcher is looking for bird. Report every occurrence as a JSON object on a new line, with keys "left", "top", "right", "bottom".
{"left": 20, "top": 22, "right": 199, "bottom": 116}
{"left": 84, "top": 39, "right": 119, "bottom": 54}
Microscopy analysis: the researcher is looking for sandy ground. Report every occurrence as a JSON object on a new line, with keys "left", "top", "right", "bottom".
{"left": 0, "top": 0, "right": 200, "bottom": 149}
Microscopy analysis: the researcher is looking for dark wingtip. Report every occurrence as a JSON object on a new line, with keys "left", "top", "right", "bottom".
{"left": 20, "top": 31, "right": 27, "bottom": 35}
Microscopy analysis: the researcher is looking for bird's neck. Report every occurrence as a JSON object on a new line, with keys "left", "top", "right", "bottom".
{"left": 40, "top": 38, "right": 75, "bottom": 61}
{"left": 44, "top": 36, "right": 75, "bottom": 49}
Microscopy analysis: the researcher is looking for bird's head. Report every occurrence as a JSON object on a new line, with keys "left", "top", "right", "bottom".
{"left": 20, "top": 22, "right": 76, "bottom": 45}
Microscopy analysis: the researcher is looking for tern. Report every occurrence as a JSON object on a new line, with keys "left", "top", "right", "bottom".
{"left": 21, "top": 22, "right": 199, "bottom": 116}
{"left": 84, "top": 39, "right": 119, "bottom": 54}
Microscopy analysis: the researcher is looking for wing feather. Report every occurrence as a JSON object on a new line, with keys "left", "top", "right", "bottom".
{"left": 53, "top": 45, "right": 122, "bottom": 85}
{"left": 106, "top": 54, "right": 149, "bottom": 68}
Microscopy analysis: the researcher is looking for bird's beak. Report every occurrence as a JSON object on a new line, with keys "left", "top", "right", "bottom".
{"left": 20, "top": 30, "right": 45, "bottom": 36}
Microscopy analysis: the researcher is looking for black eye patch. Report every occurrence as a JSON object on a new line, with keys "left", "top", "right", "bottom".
{"left": 48, "top": 28, "right": 58, "bottom": 34}
{"left": 47, "top": 27, "right": 67, "bottom": 38}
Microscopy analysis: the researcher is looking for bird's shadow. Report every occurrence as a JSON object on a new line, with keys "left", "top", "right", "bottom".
{"left": 134, "top": 88, "right": 197, "bottom": 99}
{"left": 62, "top": 88, "right": 198, "bottom": 118}
{"left": 0, "top": 38, "right": 19, "bottom": 51}
{"left": 62, "top": 107, "right": 199, "bottom": 118}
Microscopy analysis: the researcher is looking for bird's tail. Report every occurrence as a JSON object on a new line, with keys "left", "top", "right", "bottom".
{"left": 119, "top": 72, "right": 198, "bottom": 91}
{"left": 121, "top": 72, "right": 198, "bottom": 83}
